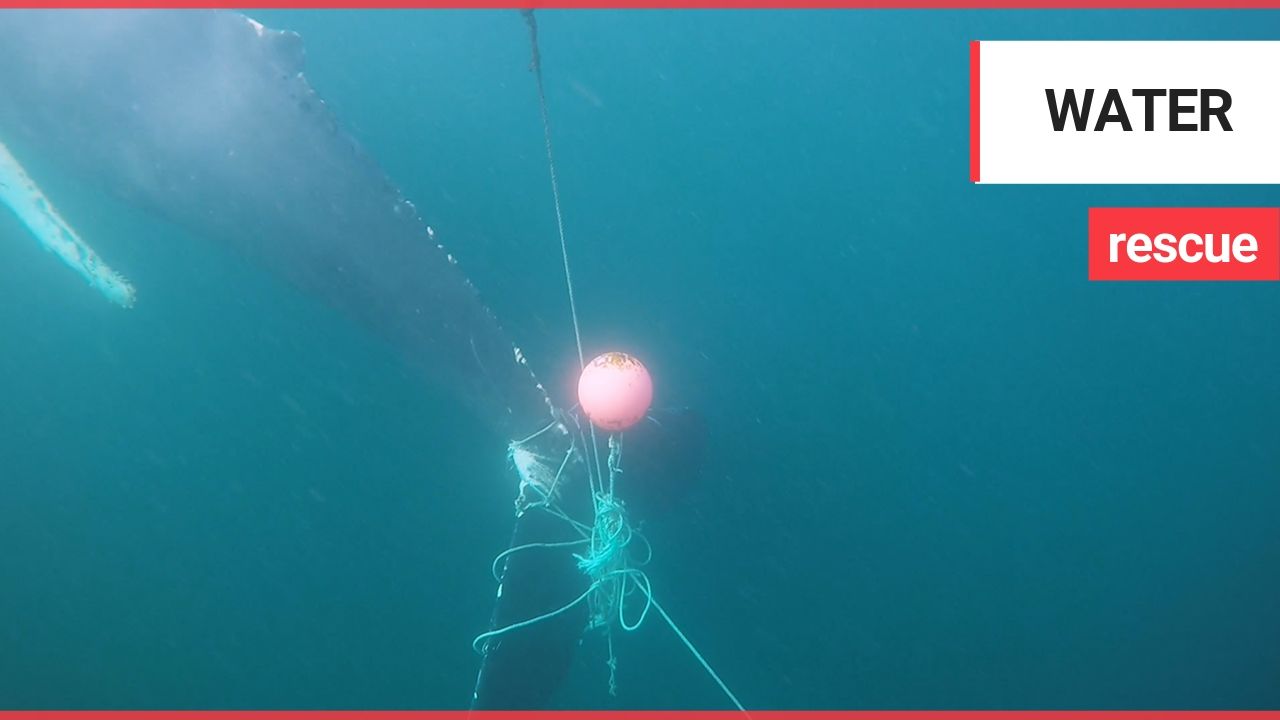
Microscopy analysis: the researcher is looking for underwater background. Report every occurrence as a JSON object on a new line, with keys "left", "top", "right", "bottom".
{"left": 1, "top": 8, "right": 1278, "bottom": 710}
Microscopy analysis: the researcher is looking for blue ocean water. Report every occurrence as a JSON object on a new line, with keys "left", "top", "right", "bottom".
{"left": 0, "top": 8, "right": 1277, "bottom": 710}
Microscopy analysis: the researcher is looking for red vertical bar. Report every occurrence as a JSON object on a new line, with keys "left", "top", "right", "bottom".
{"left": 969, "top": 40, "right": 980, "bottom": 183}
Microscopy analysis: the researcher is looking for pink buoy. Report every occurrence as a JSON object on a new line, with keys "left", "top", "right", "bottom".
{"left": 577, "top": 352, "right": 654, "bottom": 432}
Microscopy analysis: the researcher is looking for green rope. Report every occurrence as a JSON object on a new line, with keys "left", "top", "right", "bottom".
{"left": 472, "top": 583, "right": 596, "bottom": 654}
{"left": 648, "top": 593, "right": 749, "bottom": 714}
{"left": 475, "top": 430, "right": 747, "bottom": 711}
{"left": 491, "top": 538, "right": 589, "bottom": 581}
{"left": 616, "top": 570, "right": 652, "bottom": 632}
{"left": 497, "top": 11, "right": 745, "bottom": 711}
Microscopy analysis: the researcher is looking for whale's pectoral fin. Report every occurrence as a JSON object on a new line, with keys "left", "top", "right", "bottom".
{"left": 0, "top": 139, "right": 136, "bottom": 308}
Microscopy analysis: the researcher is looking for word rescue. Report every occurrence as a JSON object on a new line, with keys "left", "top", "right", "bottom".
{"left": 1108, "top": 232, "right": 1255, "bottom": 264}
{"left": 973, "top": 41, "right": 1280, "bottom": 183}
{"left": 1088, "top": 208, "right": 1280, "bottom": 281}
{"left": 1046, "top": 89, "right": 1232, "bottom": 132}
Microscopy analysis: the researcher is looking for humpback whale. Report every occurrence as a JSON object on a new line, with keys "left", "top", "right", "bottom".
{"left": 0, "top": 10, "right": 710, "bottom": 709}
{"left": 0, "top": 9, "right": 577, "bottom": 708}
